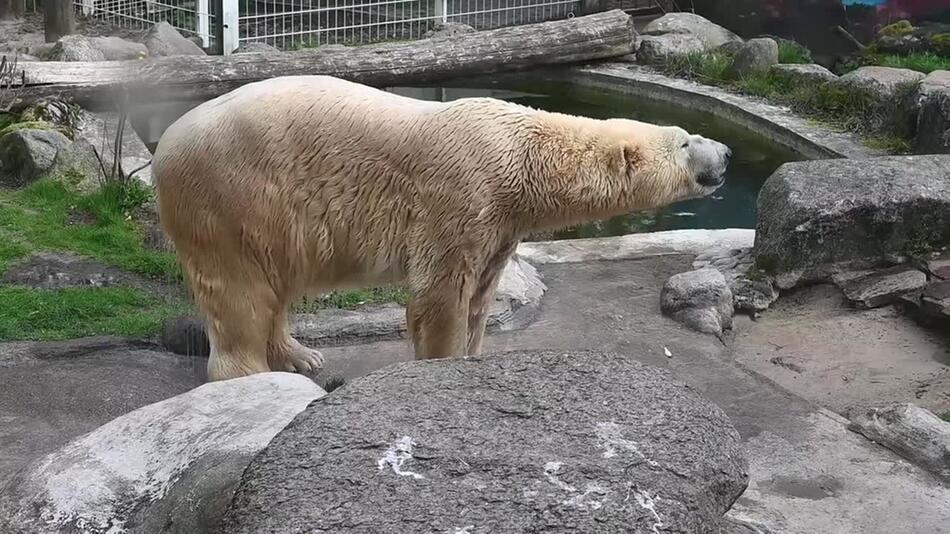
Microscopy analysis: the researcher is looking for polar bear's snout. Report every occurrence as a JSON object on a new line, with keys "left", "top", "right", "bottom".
{"left": 688, "top": 134, "right": 731, "bottom": 189}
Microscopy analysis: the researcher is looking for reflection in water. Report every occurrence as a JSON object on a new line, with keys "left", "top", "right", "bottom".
{"left": 130, "top": 71, "right": 800, "bottom": 241}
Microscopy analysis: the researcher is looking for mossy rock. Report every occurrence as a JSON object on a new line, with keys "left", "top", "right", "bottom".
{"left": 879, "top": 20, "right": 915, "bottom": 38}
{"left": 0, "top": 121, "right": 55, "bottom": 139}
{"left": 931, "top": 33, "right": 950, "bottom": 56}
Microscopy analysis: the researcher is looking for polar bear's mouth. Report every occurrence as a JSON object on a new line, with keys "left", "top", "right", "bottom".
{"left": 696, "top": 170, "right": 726, "bottom": 188}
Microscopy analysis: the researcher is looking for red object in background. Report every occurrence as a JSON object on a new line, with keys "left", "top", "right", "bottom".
{"left": 878, "top": 0, "right": 947, "bottom": 21}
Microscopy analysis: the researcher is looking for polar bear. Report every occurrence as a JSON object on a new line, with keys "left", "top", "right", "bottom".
{"left": 153, "top": 75, "right": 730, "bottom": 381}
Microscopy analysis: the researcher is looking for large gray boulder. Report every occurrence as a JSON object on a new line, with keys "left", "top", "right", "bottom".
{"left": 849, "top": 403, "right": 950, "bottom": 483}
{"left": 641, "top": 12, "right": 741, "bottom": 51}
{"left": 769, "top": 63, "right": 837, "bottom": 86}
{"left": 661, "top": 267, "right": 734, "bottom": 335}
{"left": 143, "top": 22, "right": 206, "bottom": 56}
{"left": 914, "top": 70, "right": 950, "bottom": 154}
{"left": 754, "top": 156, "right": 950, "bottom": 288}
{"left": 834, "top": 66, "right": 925, "bottom": 104}
{"left": 727, "top": 38, "right": 779, "bottom": 77}
{"left": 234, "top": 42, "right": 281, "bottom": 54}
{"left": 221, "top": 350, "right": 749, "bottom": 533}
{"left": 0, "top": 128, "right": 71, "bottom": 187}
{"left": 46, "top": 35, "right": 148, "bottom": 61}
{"left": 637, "top": 33, "right": 705, "bottom": 64}
{"left": 0, "top": 373, "right": 324, "bottom": 534}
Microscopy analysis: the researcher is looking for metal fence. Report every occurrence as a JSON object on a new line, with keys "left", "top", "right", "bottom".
{"left": 69, "top": 0, "right": 666, "bottom": 54}
{"left": 72, "top": 0, "right": 217, "bottom": 48}
{"left": 238, "top": 0, "right": 580, "bottom": 51}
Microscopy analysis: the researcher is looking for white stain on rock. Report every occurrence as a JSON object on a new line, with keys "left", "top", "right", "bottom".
{"left": 377, "top": 436, "right": 425, "bottom": 480}
{"left": 450, "top": 526, "right": 475, "bottom": 534}
{"left": 633, "top": 489, "right": 665, "bottom": 534}
{"left": 596, "top": 422, "right": 660, "bottom": 468}
{"left": 543, "top": 462, "right": 610, "bottom": 510}
{"left": 543, "top": 461, "right": 575, "bottom": 492}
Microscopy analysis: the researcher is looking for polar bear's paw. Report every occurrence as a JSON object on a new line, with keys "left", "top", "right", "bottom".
{"left": 270, "top": 338, "right": 325, "bottom": 375}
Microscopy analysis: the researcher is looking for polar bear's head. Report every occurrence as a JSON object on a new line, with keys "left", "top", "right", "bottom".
{"left": 603, "top": 119, "right": 731, "bottom": 207}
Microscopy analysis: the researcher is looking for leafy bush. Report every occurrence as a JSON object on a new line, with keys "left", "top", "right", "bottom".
{"left": 777, "top": 39, "right": 812, "bottom": 64}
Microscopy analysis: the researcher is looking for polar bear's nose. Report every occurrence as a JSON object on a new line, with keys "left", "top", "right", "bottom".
{"left": 724, "top": 148, "right": 732, "bottom": 164}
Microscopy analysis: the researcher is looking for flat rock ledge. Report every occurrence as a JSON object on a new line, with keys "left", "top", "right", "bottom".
{"left": 221, "top": 350, "right": 749, "bottom": 534}
{"left": 0, "top": 373, "right": 324, "bottom": 534}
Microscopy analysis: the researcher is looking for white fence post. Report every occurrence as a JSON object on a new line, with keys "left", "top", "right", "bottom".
{"left": 434, "top": 0, "right": 447, "bottom": 24}
{"left": 197, "top": 0, "right": 210, "bottom": 48}
{"left": 221, "top": 0, "right": 240, "bottom": 54}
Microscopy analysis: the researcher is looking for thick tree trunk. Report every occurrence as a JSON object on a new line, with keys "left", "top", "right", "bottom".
{"left": 5, "top": 10, "right": 636, "bottom": 109}
{"left": 44, "top": 0, "right": 76, "bottom": 42}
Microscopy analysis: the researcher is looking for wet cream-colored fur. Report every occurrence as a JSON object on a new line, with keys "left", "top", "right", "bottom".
{"left": 154, "top": 75, "right": 730, "bottom": 381}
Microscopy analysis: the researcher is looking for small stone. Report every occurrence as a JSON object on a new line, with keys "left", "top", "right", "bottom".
{"left": 661, "top": 268, "right": 734, "bottom": 335}
{"left": 637, "top": 33, "right": 705, "bottom": 64}
{"left": 769, "top": 63, "right": 838, "bottom": 85}
{"left": 840, "top": 266, "right": 928, "bottom": 309}
{"left": 731, "top": 276, "right": 779, "bottom": 313}
{"left": 728, "top": 38, "right": 779, "bottom": 77}
{"left": 711, "top": 256, "right": 739, "bottom": 270}
{"left": 143, "top": 21, "right": 206, "bottom": 56}
{"left": 0, "top": 128, "right": 71, "bottom": 187}
{"left": 848, "top": 403, "right": 950, "bottom": 483}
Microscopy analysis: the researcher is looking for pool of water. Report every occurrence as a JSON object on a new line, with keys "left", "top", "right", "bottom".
{"left": 131, "top": 70, "right": 802, "bottom": 241}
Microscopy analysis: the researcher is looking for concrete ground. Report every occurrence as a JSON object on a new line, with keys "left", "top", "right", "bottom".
{"left": 1, "top": 253, "right": 948, "bottom": 532}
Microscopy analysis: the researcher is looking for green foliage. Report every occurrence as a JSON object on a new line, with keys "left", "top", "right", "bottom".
{"left": 663, "top": 52, "right": 732, "bottom": 82}
{"left": 878, "top": 20, "right": 915, "bottom": 38}
{"left": 941, "top": 411, "right": 950, "bottom": 423}
{"left": 932, "top": 34, "right": 950, "bottom": 56}
{"left": 777, "top": 40, "right": 812, "bottom": 64}
{"left": 0, "top": 286, "right": 187, "bottom": 341}
{"left": 0, "top": 177, "right": 179, "bottom": 279}
{"left": 0, "top": 112, "right": 17, "bottom": 132}
{"left": 295, "top": 286, "right": 411, "bottom": 311}
{"left": 0, "top": 120, "right": 55, "bottom": 138}
{"left": 876, "top": 52, "right": 950, "bottom": 74}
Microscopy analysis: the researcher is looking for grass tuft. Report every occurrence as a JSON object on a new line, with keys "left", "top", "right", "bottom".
{"left": 777, "top": 40, "right": 812, "bottom": 64}
{"left": 875, "top": 52, "right": 950, "bottom": 74}
{"left": 295, "top": 286, "right": 411, "bottom": 311}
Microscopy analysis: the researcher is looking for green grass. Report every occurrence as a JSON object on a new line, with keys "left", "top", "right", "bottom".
{"left": 0, "top": 286, "right": 188, "bottom": 341}
{"left": 941, "top": 411, "right": 950, "bottom": 423}
{"left": 295, "top": 286, "right": 411, "bottom": 311}
{"left": 0, "top": 177, "right": 179, "bottom": 277}
{"left": 660, "top": 50, "right": 917, "bottom": 152}
{"left": 875, "top": 52, "right": 950, "bottom": 74}
{"left": 777, "top": 40, "right": 812, "bottom": 64}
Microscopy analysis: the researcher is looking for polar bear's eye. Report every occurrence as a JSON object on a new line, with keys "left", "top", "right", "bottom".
{"left": 681, "top": 141, "right": 689, "bottom": 149}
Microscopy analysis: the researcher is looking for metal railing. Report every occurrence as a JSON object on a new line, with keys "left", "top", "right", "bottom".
{"left": 68, "top": 0, "right": 667, "bottom": 54}
{"left": 72, "top": 0, "right": 217, "bottom": 48}
{"left": 237, "top": 0, "right": 579, "bottom": 51}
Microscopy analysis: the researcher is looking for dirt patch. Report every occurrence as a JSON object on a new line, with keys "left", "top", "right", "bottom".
{"left": 733, "top": 283, "right": 950, "bottom": 417}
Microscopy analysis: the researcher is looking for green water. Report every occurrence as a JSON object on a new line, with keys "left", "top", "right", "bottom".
{"left": 132, "top": 71, "right": 801, "bottom": 241}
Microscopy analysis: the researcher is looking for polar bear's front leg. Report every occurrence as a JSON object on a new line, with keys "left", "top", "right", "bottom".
{"left": 407, "top": 286, "right": 471, "bottom": 360}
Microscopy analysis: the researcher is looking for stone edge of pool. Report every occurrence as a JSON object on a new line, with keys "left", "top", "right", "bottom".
{"left": 516, "top": 228, "right": 754, "bottom": 265}
{"left": 569, "top": 63, "right": 885, "bottom": 161}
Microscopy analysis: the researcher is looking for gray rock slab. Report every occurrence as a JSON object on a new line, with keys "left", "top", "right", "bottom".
{"left": 769, "top": 63, "right": 837, "bottom": 85}
{"left": 0, "top": 339, "right": 207, "bottom": 480}
{"left": 73, "top": 109, "right": 153, "bottom": 186}
{"left": 839, "top": 266, "right": 928, "bottom": 309}
{"left": 0, "top": 373, "right": 323, "bottom": 534}
{"left": 46, "top": 34, "right": 147, "bottom": 61}
{"left": 728, "top": 38, "right": 779, "bottom": 77}
{"left": 641, "top": 12, "right": 741, "bottom": 50}
{"left": 834, "top": 66, "right": 925, "bottom": 102}
{"left": 143, "top": 21, "right": 206, "bottom": 56}
{"left": 920, "top": 279, "right": 950, "bottom": 322}
{"left": 661, "top": 267, "right": 734, "bottom": 335}
{"left": 914, "top": 69, "right": 950, "bottom": 154}
{"left": 848, "top": 403, "right": 950, "bottom": 483}
{"left": 221, "top": 350, "right": 748, "bottom": 533}
{"left": 636, "top": 33, "right": 705, "bottom": 64}
{"left": 0, "top": 128, "right": 70, "bottom": 187}
{"left": 1, "top": 251, "right": 169, "bottom": 294}
{"left": 754, "top": 155, "right": 950, "bottom": 288}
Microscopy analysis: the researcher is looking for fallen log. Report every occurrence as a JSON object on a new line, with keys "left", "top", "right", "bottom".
{"left": 3, "top": 10, "right": 636, "bottom": 110}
